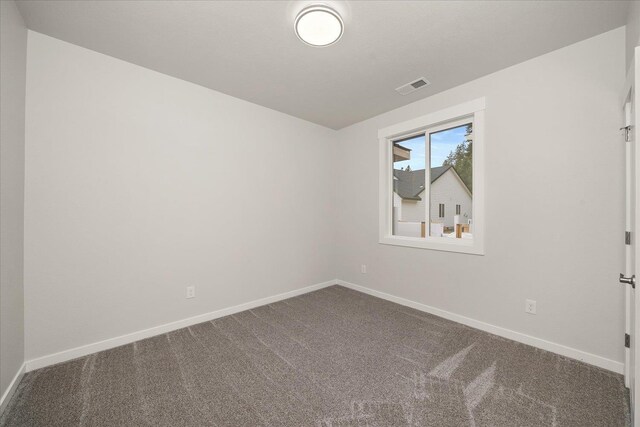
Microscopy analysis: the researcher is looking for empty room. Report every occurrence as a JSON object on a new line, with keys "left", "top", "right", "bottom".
{"left": 1, "top": 0, "right": 640, "bottom": 425}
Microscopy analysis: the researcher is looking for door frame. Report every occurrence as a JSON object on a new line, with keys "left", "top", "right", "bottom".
{"left": 634, "top": 46, "right": 640, "bottom": 427}
{"left": 623, "top": 90, "right": 632, "bottom": 389}
{"left": 622, "top": 45, "right": 640, "bottom": 425}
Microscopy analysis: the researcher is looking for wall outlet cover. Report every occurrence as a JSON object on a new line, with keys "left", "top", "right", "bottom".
{"left": 525, "top": 299, "right": 536, "bottom": 315}
{"left": 186, "top": 286, "right": 195, "bottom": 299}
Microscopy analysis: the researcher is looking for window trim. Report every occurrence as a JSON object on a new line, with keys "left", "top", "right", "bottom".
{"left": 378, "top": 98, "right": 485, "bottom": 255}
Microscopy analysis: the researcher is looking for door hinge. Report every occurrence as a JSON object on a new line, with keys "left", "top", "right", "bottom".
{"left": 621, "top": 125, "right": 633, "bottom": 142}
{"left": 625, "top": 333, "right": 630, "bottom": 348}
{"left": 626, "top": 231, "right": 631, "bottom": 245}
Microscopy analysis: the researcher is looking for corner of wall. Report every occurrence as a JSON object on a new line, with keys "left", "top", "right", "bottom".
{"left": 0, "top": 0, "right": 27, "bottom": 410}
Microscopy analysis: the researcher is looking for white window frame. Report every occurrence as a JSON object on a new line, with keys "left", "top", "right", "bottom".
{"left": 378, "top": 98, "right": 485, "bottom": 255}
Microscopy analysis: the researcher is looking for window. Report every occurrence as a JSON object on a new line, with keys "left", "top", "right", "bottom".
{"left": 379, "top": 98, "right": 485, "bottom": 255}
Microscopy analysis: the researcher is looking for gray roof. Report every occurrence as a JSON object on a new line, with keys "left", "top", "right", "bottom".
{"left": 393, "top": 166, "right": 453, "bottom": 200}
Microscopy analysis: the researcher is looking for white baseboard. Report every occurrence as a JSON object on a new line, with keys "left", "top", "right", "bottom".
{"left": 0, "top": 362, "right": 25, "bottom": 414}
{"left": 25, "top": 280, "right": 336, "bottom": 372}
{"left": 336, "top": 280, "right": 624, "bottom": 374}
{"left": 24, "top": 278, "right": 624, "bottom": 375}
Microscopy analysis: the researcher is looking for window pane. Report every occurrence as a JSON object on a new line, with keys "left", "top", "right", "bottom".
{"left": 392, "top": 134, "right": 426, "bottom": 237}
{"left": 429, "top": 123, "right": 473, "bottom": 239}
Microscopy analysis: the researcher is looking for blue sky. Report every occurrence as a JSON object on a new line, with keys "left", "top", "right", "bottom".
{"left": 393, "top": 124, "right": 467, "bottom": 170}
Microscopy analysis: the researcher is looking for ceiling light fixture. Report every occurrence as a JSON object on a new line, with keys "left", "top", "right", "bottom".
{"left": 294, "top": 5, "right": 344, "bottom": 47}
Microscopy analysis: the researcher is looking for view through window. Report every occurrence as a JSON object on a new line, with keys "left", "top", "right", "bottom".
{"left": 392, "top": 121, "right": 473, "bottom": 240}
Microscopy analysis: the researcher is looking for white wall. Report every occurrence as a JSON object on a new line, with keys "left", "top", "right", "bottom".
{"left": 19, "top": 24, "right": 629, "bottom": 371}
{"left": 335, "top": 28, "right": 626, "bottom": 364}
{"left": 23, "top": 32, "right": 337, "bottom": 361}
{"left": 627, "top": 1, "right": 640, "bottom": 73}
{"left": 0, "top": 0, "right": 27, "bottom": 403}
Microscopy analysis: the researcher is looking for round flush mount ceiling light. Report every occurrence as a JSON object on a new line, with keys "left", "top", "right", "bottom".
{"left": 294, "top": 5, "right": 344, "bottom": 47}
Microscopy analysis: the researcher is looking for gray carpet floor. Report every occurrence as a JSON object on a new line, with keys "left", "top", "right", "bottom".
{"left": 0, "top": 285, "right": 630, "bottom": 426}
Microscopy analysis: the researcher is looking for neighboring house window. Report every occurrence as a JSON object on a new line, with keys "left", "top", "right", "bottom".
{"left": 378, "top": 98, "right": 485, "bottom": 255}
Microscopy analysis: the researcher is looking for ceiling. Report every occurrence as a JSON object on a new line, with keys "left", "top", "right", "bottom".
{"left": 16, "top": 0, "right": 630, "bottom": 129}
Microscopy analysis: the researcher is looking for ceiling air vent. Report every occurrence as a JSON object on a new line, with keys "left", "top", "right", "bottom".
{"left": 395, "top": 77, "right": 431, "bottom": 95}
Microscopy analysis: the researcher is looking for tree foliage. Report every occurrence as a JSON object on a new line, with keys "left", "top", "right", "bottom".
{"left": 442, "top": 124, "right": 472, "bottom": 192}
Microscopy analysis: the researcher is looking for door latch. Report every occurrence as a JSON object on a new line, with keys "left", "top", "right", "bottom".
{"left": 620, "top": 273, "right": 636, "bottom": 288}
{"left": 626, "top": 333, "right": 631, "bottom": 348}
{"left": 621, "top": 125, "right": 633, "bottom": 142}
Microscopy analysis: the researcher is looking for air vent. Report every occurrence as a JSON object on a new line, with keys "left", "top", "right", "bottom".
{"left": 395, "top": 77, "right": 431, "bottom": 95}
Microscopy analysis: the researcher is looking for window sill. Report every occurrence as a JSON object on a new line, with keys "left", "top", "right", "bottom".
{"left": 379, "top": 235, "right": 485, "bottom": 255}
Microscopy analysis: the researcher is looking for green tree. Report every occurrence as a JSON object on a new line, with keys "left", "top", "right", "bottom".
{"left": 442, "top": 124, "right": 472, "bottom": 192}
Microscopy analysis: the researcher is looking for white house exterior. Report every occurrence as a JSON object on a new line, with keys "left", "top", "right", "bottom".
{"left": 393, "top": 166, "right": 472, "bottom": 236}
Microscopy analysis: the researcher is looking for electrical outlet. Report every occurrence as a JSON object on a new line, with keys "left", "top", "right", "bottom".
{"left": 186, "top": 286, "right": 195, "bottom": 299}
{"left": 361, "top": 264, "right": 367, "bottom": 274}
{"left": 525, "top": 299, "right": 536, "bottom": 315}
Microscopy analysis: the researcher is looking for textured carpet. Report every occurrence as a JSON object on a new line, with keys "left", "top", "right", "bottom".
{"left": 0, "top": 285, "right": 630, "bottom": 426}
